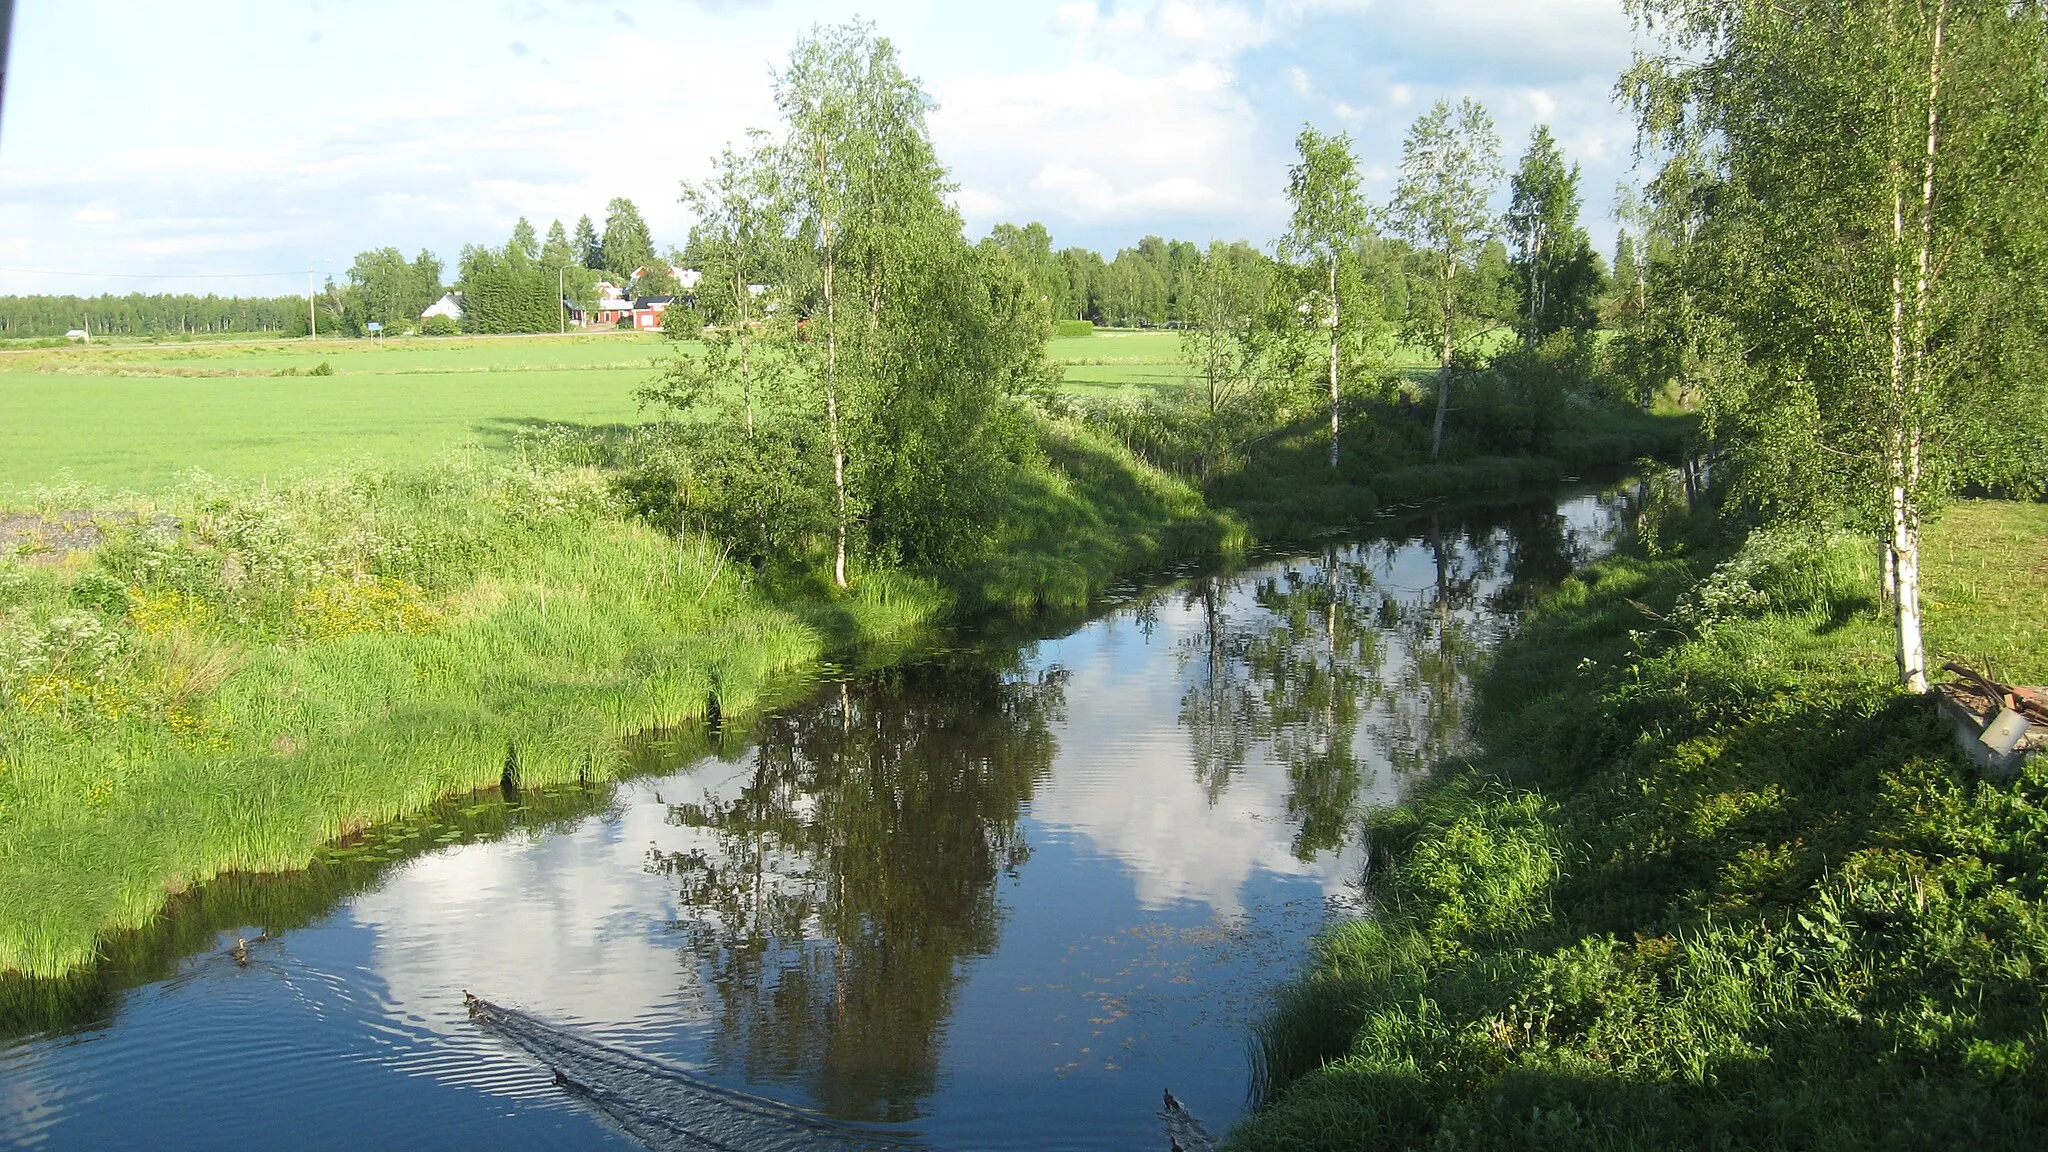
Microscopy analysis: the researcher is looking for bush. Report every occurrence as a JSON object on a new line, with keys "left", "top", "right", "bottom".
{"left": 1055, "top": 319, "right": 1096, "bottom": 339}
{"left": 419, "top": 315, "right": 459, "bottom": 337}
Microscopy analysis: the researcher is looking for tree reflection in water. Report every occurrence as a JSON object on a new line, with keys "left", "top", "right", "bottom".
{"left": 649, "top": 661, "right": 1065, "bottom": 1124}
{"left": 640, "top": 484, "right": 1645, "bottom": 1124}
{"left": 1175, "top": 496, "right": 1613, "bottom": 860}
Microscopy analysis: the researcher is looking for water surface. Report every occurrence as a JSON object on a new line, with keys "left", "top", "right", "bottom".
{"left": 0, "top": 485, "right": 1645, "bottom": 1151}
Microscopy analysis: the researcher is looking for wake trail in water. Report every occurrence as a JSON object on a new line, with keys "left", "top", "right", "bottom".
{"left": 466, "top": 993, "right": 1216, "bottom": 1151}
{"left": 464, "top": 993, "right": 922, "bottom": 1152}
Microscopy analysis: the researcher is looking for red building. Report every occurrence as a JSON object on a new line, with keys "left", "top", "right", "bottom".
{"left": 631, "top": 296, "right": 676, "bottom": 330}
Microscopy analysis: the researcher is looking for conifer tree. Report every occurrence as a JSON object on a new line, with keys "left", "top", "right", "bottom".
{"left": 573, "top": 214, "right": 603, "bottom": 272}
{"left": 601, "top": 198, "right": 657, "bottom": 284}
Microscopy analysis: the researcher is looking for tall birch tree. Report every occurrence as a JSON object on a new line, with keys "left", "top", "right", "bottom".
{"left": 1393, "top": 99, "right": 1504, "bottom": 458}
{"left": 1280, "top": 126, "right": 1370, "bottom": 470}
{"left": 774, "top": 21, "right": 1036, "bottom": 583}
{"left": 1506, "top": 124, "right": 1602, "bottom": 346}
{"left": 1625, "top": 0, "right": 2048, "bottom": 692}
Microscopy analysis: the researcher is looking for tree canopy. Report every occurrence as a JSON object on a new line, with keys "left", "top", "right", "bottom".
{"left": 1624, "top": 0, "right": 2048, "bottom": 688}
{"left": 1393, "top": 98, "right": 1504, "bottom": 456}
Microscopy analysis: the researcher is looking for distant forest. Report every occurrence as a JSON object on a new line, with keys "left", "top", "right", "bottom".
{"left": 0, "top": 293, "right": 309, "bottom": 339}
{"left": 0, "top": 219, "right": 1577, "bottom": 340}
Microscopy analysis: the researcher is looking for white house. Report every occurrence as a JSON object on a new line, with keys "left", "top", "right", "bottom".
{"left": 421, "top": 292, "right": 465, "bottom": 321}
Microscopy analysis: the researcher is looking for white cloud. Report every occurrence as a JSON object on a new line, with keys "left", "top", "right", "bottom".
{"left": 0, "top": 0, "right": 1645, "bottom": 289}
{"left": 950, "top": 186, "right": 1009, "bottom": 218}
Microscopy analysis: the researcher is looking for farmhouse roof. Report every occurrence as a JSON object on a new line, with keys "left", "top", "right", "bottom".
{"left": 421, "top": 291, "right": 465, "bottom": 320}
{"left": 632, "top": 295, "right": 677, "bottom": 309}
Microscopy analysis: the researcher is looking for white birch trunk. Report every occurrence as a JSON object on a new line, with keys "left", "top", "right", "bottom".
{"left": 820, "top": 145, "right": 847, "bottom": 591}
{"left": 1327, "top": 258, "right": 1341, "bottom": 470}
{"left": 1432, "top": 263, "right": 1454, "bottom": 458}
{"left": 1883, "top": 0, "right": 1946, "bottom": 694}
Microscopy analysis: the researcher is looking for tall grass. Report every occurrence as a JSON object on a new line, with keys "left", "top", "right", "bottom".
{"left": 1230, "top": 501, "right": 2048, "bottom": 1150}
{"left": 960, "top": 415, "right": 1250, "bottom": 612}
{"left": 0, "top": 458, "right": 939, "bottom": 977}
{"left": 0, "top": 409, "right": 1253, "bottom": 979}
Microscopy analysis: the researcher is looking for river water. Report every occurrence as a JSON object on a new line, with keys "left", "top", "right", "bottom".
{"left": 0, "top": 484, "right": 1647, "bottom": 1152}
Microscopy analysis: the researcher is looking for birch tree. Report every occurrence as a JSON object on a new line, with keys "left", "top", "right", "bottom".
{"left": 1506, "top": 125, "right": 1602, "bottom": 346}
{"left": 777, "top": 27, "right": 863, "bottom": 588}
{"left": 1393, "top": 99, "right": 1504, "bottom": 458}
{"left": 1180, "top": 241, "right": 1273, "bottom": 477}
{"left": 684, "top": 134, "right": 786, "bottom": 435}
{"left": 774, "top": 21, "right": 1042, "bottom": 583}
{"left": 1280, "top": 126, "right": 1370, "bottom": 470}
{"left": 1625, "top": 0, "right": 2048, "bottom": 691}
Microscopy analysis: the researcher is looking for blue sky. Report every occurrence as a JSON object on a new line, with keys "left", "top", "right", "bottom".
{"left": 0, "top": 1, "right": 1647, "bottom": 296}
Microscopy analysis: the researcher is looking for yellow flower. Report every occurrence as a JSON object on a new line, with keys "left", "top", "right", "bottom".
{"left": 128, "top": 588, "right": 212, "bottom": 636}
{"left": 295, "top": 576, "right": 439, "bottom": 641}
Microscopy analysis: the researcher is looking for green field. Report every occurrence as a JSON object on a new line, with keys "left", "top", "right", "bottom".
{"left": 0, "top": 328, "right": 1504, "bottom": 493}
{"left": 0, "top": 330, "right": 1190, "bottom": 492}
{"left": 1051, "top": 326, "right": 1510, "bottom": 398}
{"left": 0, "top": 334, "right": 674, "bottom": 492}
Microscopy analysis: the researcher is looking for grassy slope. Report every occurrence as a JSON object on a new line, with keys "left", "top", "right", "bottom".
{"left": 0, "top": 413, "right": 1232, "bottom": 978}
{"left": 963, "top": 414, "right": 1248, "bottom": 611}
{"left": 1229, "top": 501, "right": 2048, "bottom": 1150}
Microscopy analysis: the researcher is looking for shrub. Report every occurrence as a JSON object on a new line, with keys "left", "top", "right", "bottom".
{"left": 419, "top": 315, "right": 459, "bottom": 337}
{"left": 68, "top": 570, "right": 130, "bottom": 617}
{"left": 1055, "top": 319, "right": 1096, "bottom": 339}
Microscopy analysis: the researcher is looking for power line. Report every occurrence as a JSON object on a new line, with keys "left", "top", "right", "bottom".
{"left": 0, "top": 266, "right": 313, "bottom": 280}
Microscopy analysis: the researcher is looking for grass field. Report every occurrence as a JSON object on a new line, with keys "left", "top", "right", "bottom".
{"left": 0, "top": 330, "right": 1194, "bottom": 492}
{"left": 0, "top": 334, "right": 676, "bottom": 492}
{"left": 1048, "top": 327, "right": 1473, "bottom": 397}
{"left": 1, "top": 327, "right": 1513, "bottom": 493}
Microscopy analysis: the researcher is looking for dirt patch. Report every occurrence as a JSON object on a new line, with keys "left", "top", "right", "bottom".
{"left": 0, "top": 510, "right": 177, "bottom": 565}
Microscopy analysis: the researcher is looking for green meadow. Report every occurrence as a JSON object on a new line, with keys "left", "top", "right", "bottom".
{"left": 0, "top": 334, "right": 670, "bottom": 492}
{"left": 0, "top": 330, "right": 1245, "bottom": 977}
{"left": 1048, "top": 326, "right": 1482, "bottom": 398}
{"left": 1, "top": 329, "right": 1243, "bottom": 491}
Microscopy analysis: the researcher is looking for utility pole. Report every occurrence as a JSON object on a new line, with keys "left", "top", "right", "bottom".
{"left": 308, "top": 268, "right": 317, "bottom": 340}
{"left": 559, "top": 265, "right": 566, "bottom": 334}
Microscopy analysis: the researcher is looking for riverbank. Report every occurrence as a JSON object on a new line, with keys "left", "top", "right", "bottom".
{"left": 1228, "top": 499, "right": 2048, "bottom": 1149}
{"left": 1207, "top": 404, "right": 1693, "bottom": 541}
{"left": 0, "top": 418, "right": 1243, "bottom": 979}
{"left": 0, "top": 400, "right": 1685, "bottom": 982}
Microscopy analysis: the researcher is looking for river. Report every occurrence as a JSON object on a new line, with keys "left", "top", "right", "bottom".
{"left": 0, "top": 482, "right": 1651, "bottom": 1151}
